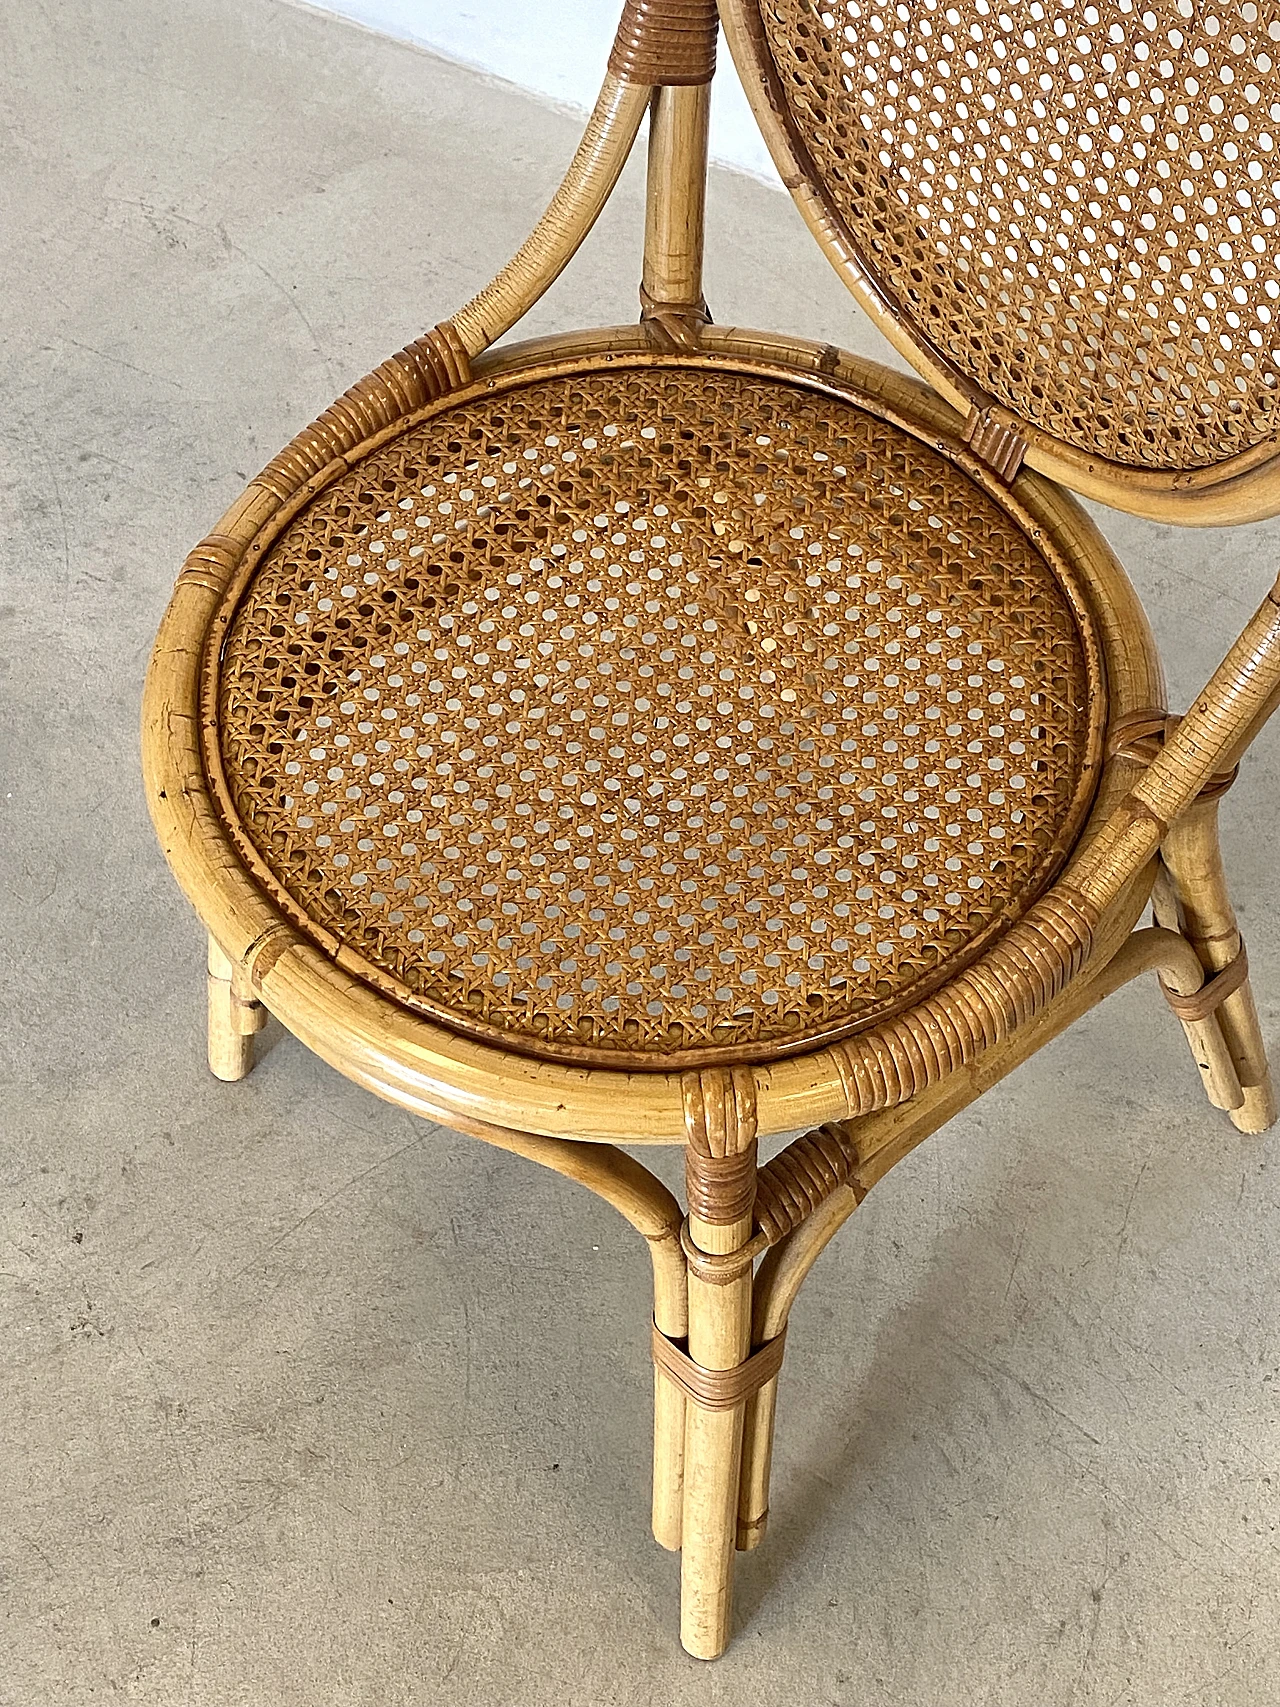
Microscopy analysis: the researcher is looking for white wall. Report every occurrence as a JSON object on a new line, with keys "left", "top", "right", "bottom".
{"left": 309, "top": 0, "right": 782, "bottom": 184}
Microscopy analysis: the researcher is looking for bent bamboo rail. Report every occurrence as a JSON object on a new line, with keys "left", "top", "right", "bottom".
{"left": 451, "top": 75, "right": 651, "bottom": 359}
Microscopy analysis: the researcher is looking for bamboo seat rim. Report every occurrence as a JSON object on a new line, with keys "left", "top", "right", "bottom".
{"left": 142, "top": 322, "right": 1165, "bottom": 1145}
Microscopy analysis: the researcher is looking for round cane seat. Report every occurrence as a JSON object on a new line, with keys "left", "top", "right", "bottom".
{"left": 206, "top": 356, "right": 1105, "bottom": 1069}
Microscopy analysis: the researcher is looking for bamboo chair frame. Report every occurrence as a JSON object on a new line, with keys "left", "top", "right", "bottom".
{"left": 143, "top": 0, "right": 1280, "bottom": 1659}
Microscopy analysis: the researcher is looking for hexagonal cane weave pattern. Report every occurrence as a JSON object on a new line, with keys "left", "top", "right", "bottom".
{"left": 210, "top": 361, "right": 1102, "bottom": 1065}
{"left": 759, "top": 0, "right": 1280, "bottom": 470}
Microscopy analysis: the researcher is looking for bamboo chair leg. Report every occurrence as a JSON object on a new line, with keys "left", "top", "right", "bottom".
{"left": 679, "top": 1206, "right": 753, "bottom": 1659}
{"left": 206, "top": 935, "right": 266, "bottom": 1081}
{"left": 650, "top": 1202, "right": 688, "bottom": 1551}
{"left": 1150, "top": 865, "right": 1246, "bottom": 1113}
{"left": 1157, "top": 800, "right": 1277, "bottom": 1134}
{"left": 651, "top": 1225, "right": 688, "bottom": 1551}
{"left": 737, "top": 1185, "right": 862, "bottom": 1550}
{"left": 638, "top": 50, "right": 717, "bottom": 1583}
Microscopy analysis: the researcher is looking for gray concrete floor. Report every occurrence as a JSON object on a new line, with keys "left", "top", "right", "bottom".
{"left": 4, "top": 0, "right": 1280, "bottom": 1700}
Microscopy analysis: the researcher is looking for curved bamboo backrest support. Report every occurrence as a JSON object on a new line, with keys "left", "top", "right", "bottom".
{"left": 721, "top": 0, "right": 1280, "bottom": 521}
{"left": 451, "top": 1, "right": 719, "bottom": 362}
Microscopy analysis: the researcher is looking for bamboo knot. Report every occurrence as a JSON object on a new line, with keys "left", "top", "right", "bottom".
{"left": 640, "top": 285, "right": 712, "bottom": 350}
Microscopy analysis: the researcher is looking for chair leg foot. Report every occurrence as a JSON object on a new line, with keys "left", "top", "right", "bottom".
{"left": 1157, "top": 800, "right": 1276, "bottom": 1133}
{"left": 678, "top": 1208, "right": 752, "bottom": 1661}
{"left": 206, "top": 935, "right": 266, "bottom": 1081}
{"left": 1229, "top": 1076, "right": 1278, "bottom": 1136}
{"left": 680, "top": 1400, "right": 745, "bottom": 1658}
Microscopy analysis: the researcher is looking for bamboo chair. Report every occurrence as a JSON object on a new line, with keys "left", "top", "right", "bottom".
{"left": 144, "top": 0, "right": 1280, "bottom": 1658}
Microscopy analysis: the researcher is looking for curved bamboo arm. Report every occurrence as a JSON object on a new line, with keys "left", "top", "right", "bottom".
{"left": 444, "top": 1109, "right": 690, "bottom": 1554}
{"left": 753, "top": 922, "right": 1215, "bottom": 1339}
{"left": 1071, "top": 578, "right": 1280, "bottom": 910}
{"left": 451, "top": 75, "right": 651, "bottom": 359}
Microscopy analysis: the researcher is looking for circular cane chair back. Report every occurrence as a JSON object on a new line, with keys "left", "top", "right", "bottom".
{"left": 721, "top": 0, "right": 1280, "bottom": 519}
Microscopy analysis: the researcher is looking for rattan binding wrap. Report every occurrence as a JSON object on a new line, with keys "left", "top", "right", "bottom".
{"left": 652, "top": 1321, "right": 786, "bottom": 1408}
{"left": 683, "top": 1065, "right": 759, "bottom": 1222}
{"left": 1161, "top": 941, "right": 1250, "bottom": 1022}
{"left": 610, "top": 0, "right": 719, "bottom": 85}
{"left": 258, "top": 324, "right": 471, "bottom": 500}
{"left": 754, "top": 1121, "right": 865, "bottom": 1245}
{"left": 828, "top": 885, "right": 1101, "bottom": 1106}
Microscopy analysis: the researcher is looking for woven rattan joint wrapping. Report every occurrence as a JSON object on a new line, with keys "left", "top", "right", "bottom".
{"left": 258, "top": 325, "right": 471, "bottom": 500}
{"left": 755, "top": 0, "right": 1280, "bottom": 472}
{"left": 208, "top": 357, "right": 1104, "bottom": 1069}
{"left": 685, "top": 1149, "right": 758, "bottom": 1225}
{"left": 826, "top": 886, "right": 1100, "bottom": 1108}
{"left": 651, "top": 1321, "right": 786, "bottom": 1409}
{"left": 754, "top": 1121, "right": 865, "bottom": 1245}
{"left": 1108, "top": 709, "right": 1240, "bottom": 800}
{"left": 683, "top": 1065, "right": 759, "bottom": 1222}
{"left": 1161, "top": 942, "right": 1250, "bottom": 1022}
{"left": 610, "top": 0, "right": 719, "bottom": 86}
{"left": 962, "top": 412, "right": 1028, "bottom": 483}
{"left": 678, "top": 1220, "right": 766, "bottom": 1282}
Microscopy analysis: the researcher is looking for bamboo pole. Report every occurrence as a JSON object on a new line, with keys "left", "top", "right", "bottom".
{"left": 451, "top": 75, "right": 650, "bottom": 359}
{"left": 206, "top": 934, "right": 266, "bottom": 1081}
{"left": 642, "top": 83, "right": 710, "bottom": 315}
{"left": 679, "top": 1207, "right": 753, "bottom": 1658}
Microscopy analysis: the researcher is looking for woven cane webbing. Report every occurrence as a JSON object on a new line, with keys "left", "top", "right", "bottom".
{"left": 756, "top": 0, "right": 1280, "bottom": 471}
{"left": 209, "top": 360, "right": 1102, "bottom": 1067}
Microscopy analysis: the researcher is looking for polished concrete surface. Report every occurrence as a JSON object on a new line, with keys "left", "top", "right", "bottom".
{"left": 4, "top": 1, "right": 1280, "bottom": 1700}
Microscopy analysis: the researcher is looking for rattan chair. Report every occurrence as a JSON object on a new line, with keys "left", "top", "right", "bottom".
{"left": 143, "top": 0, "right": 1280, "bottom": 1658}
